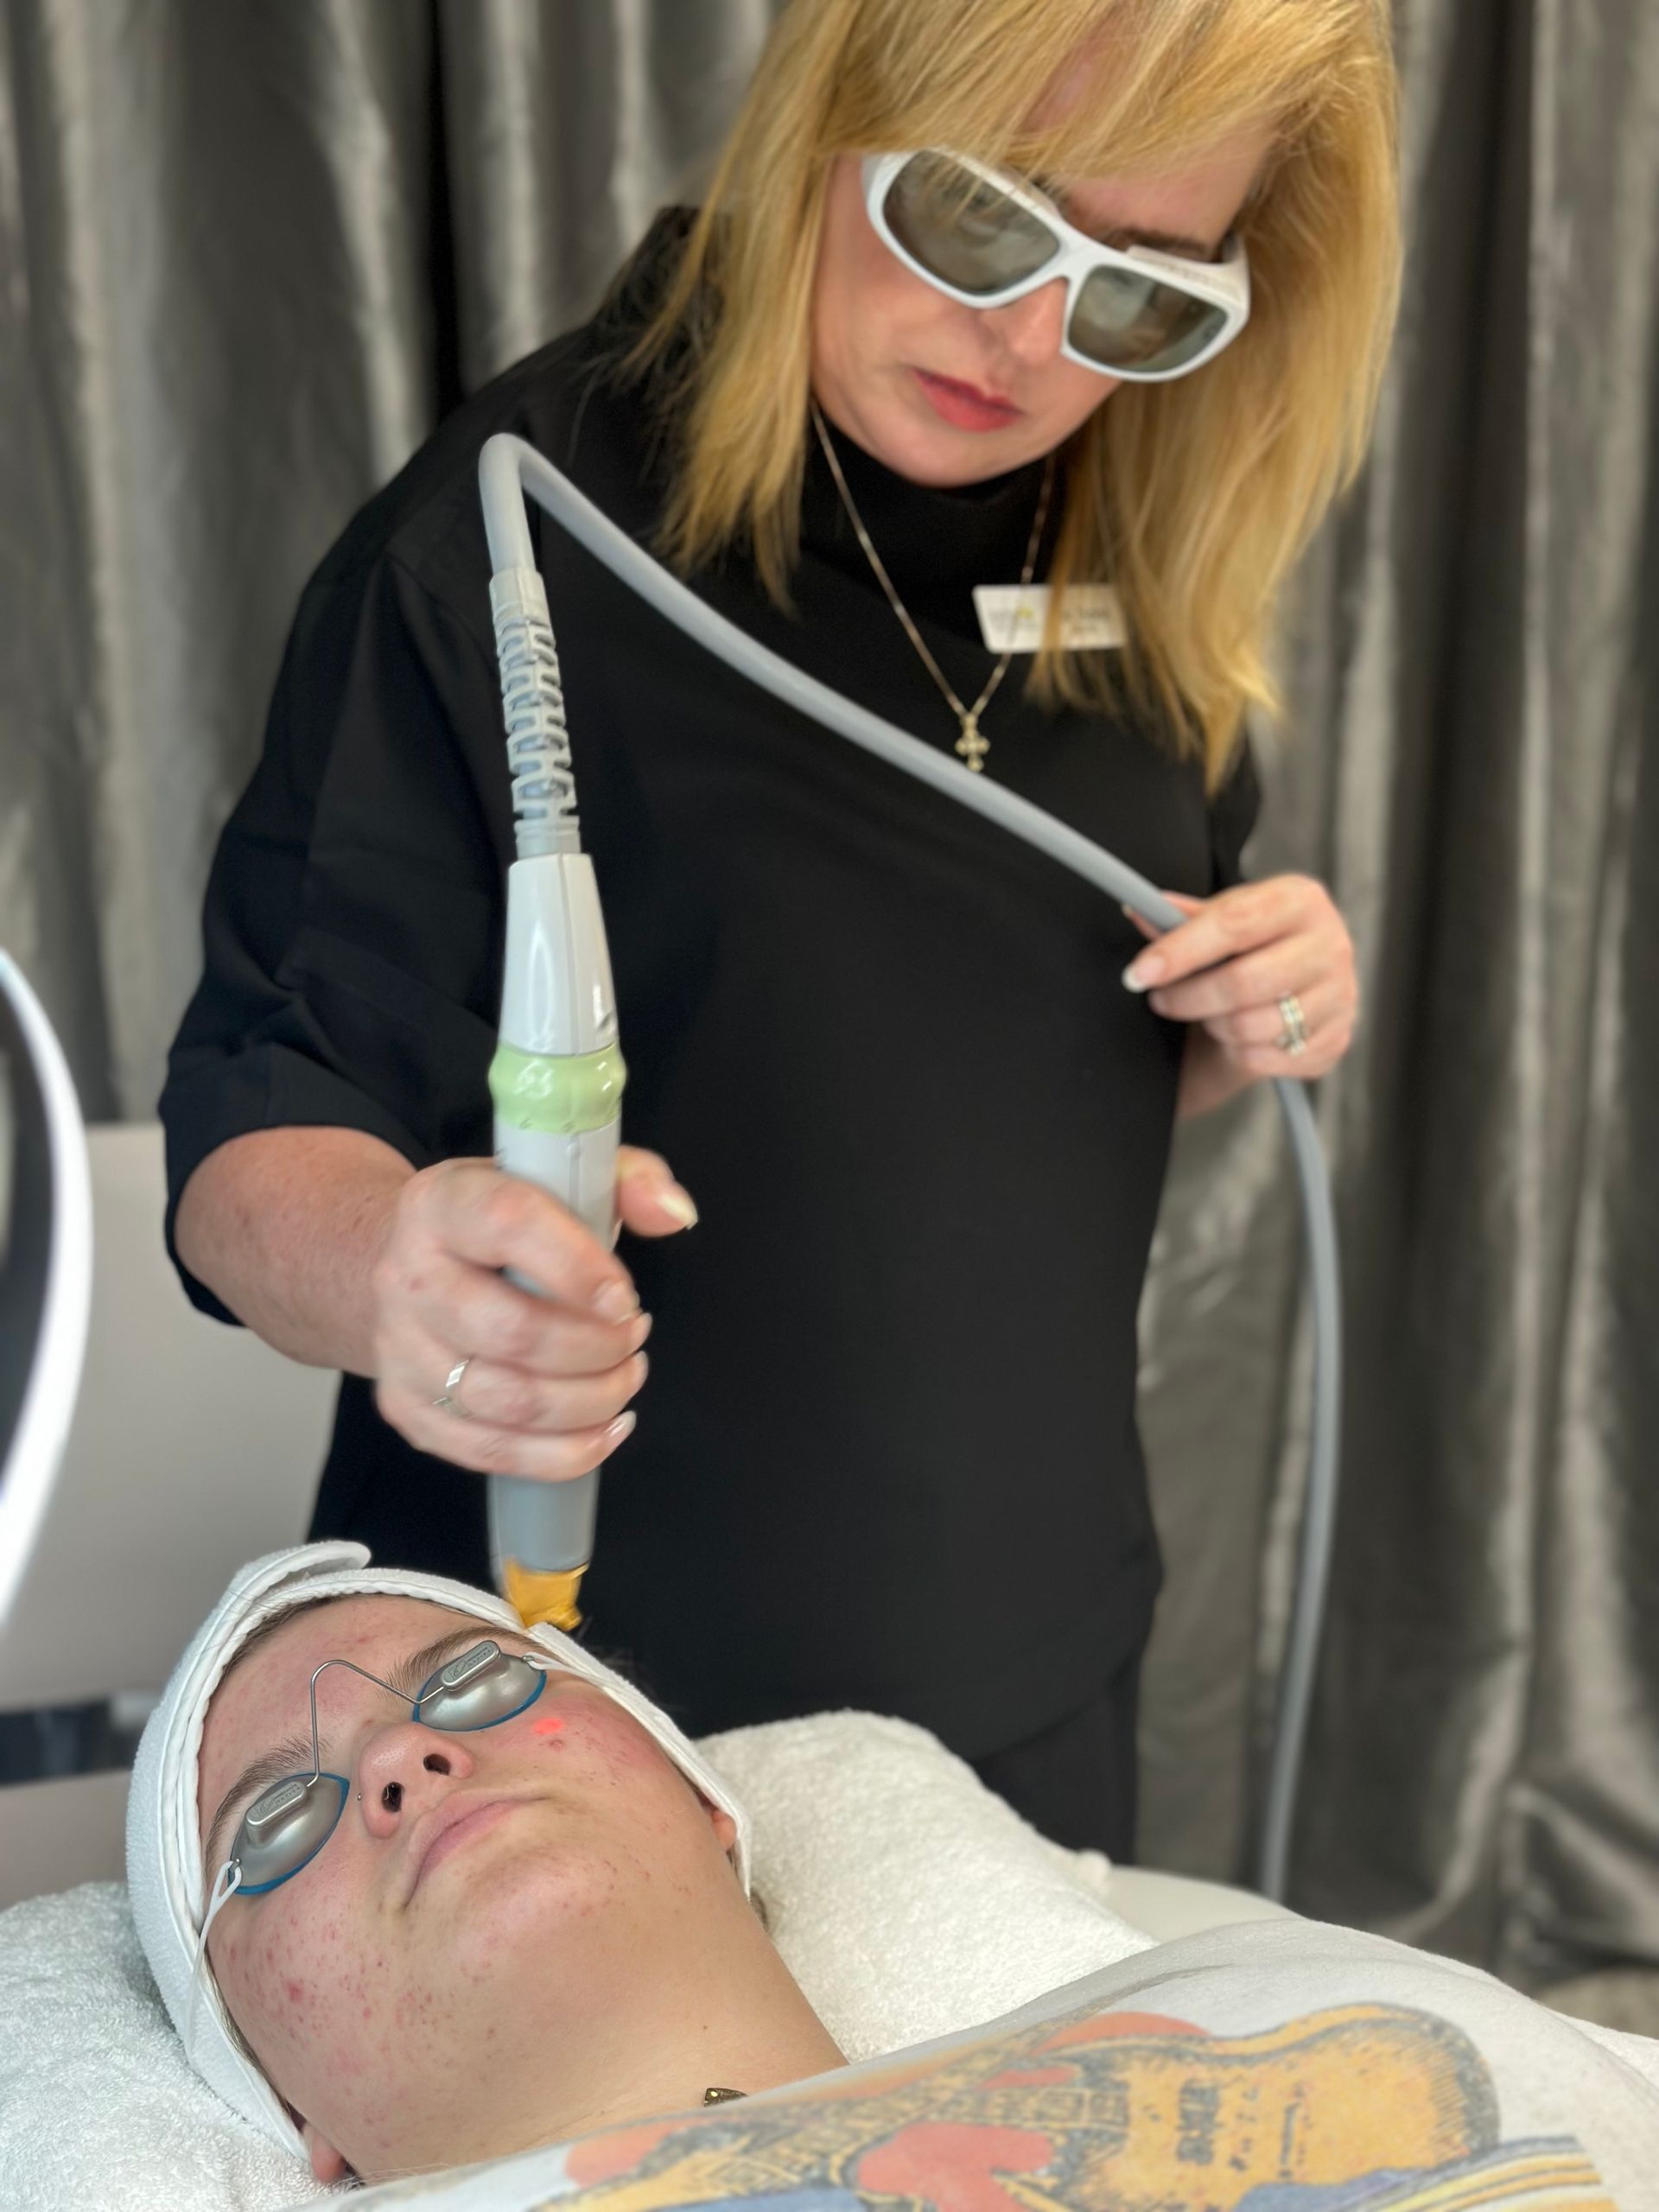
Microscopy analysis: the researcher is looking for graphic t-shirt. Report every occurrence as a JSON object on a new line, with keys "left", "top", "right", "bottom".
{"left": 346, "top": 1921, "right": 1659, "bottom": 2209}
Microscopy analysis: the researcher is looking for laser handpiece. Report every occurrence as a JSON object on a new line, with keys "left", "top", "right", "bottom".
{"left": 477, "top": 429, "right": 1341, "bottom": 1897}
{"left": 481, "top": 556, "right": 625, "bottom": 1636}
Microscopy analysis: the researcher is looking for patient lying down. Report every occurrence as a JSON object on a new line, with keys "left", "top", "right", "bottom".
{"left": 127, "top": 1546, "right": 1654, "bottom": 2205}
{"left": 194, "top": 1588, "right": 842, "bottom": 2182}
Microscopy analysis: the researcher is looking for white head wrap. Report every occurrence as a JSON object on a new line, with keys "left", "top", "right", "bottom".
{"left": 125, "top": 1541, "right": 751, "bottom": 2158}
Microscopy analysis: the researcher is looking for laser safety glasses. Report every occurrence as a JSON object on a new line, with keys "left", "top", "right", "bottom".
{"left": 862, "top": 150, "right": 1251, "bottom": 382}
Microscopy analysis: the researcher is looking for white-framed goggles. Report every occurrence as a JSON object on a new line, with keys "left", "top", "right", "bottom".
{"left": 861, "top": 149, "right": 1251, "bottom": 383}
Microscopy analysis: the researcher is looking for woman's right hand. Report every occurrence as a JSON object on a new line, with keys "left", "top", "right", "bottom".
{"left": 368, "top": 1147, "right": 696, "bottom": 1482}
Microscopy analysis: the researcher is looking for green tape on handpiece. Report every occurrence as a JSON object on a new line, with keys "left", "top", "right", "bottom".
{"left": 489, "top": 1041, "right": 627, "bottom": 1135}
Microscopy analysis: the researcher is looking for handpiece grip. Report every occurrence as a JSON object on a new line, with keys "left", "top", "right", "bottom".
{"left": 487, "top": 1115, "right": 621, "bottom": 1629}
{"left": 487, "top": 854, "right": 626, "bottom": 1632}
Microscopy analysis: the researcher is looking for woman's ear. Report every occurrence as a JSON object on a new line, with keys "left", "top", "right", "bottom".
{"left": 302, "top": 2120, "right": 353, "bottom": 2185}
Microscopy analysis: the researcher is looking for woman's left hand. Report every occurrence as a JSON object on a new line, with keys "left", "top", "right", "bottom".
{"left": 1122, "top": 874, "right": 1358, "bottom": 1118}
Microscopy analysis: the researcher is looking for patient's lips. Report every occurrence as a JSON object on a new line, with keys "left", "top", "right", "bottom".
{"left": 404, "top": 1795, "right": 522, "bottom": 1897}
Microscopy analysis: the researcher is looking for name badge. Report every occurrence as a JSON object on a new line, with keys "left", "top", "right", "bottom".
{"left": 973, "top": 582, "right": 1126, "bottom": 653}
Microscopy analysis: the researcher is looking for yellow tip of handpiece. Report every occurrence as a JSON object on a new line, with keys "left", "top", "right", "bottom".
{"left": 502, "top": 1559, "right": 588, "bottom": 1636}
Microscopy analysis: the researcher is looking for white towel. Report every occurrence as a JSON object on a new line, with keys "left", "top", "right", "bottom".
{"left": 0, "top": 1882, "right": 333, "bottom": 2212}
{"left": 700, "top": 1711, "right": 1155, "bottom": 2060}
{"left": 2, "top": 1707, "right": 1155, "bottom": 2212}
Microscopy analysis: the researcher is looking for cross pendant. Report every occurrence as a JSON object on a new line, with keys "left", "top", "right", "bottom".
{"left": 955, "top": 713, "right": 989, "bottom": 773}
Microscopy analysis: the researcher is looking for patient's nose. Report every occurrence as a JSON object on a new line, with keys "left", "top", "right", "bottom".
{"left": 354, "top": 1719, "right": 478, "bottom": 1828}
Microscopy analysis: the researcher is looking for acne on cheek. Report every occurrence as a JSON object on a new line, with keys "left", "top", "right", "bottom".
{"left": 531, "top": 1700, "right": 657, "bottom": 1773}
{"left": 239, "top": 1938, "right": 317, "bottom": 2037}
{"left": 568, "top": 1855, "right": 622, "bottom": 1920}
{"left": 232, "top": 1906, "right": 373, "bottom": 2079}
{"left": 567, "top": 1700, "right": 668, "bottom": 1772}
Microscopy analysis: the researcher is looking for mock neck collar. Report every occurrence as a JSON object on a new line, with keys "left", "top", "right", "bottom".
{"left": 800, "top": 408, "right": 1056, "bottom": 638}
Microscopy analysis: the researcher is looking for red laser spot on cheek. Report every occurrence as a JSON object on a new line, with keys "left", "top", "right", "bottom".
{"left": 533, "top": 1717, "right": 564, "bottom": 1734}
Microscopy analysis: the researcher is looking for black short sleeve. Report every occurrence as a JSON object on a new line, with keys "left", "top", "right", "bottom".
{"left": 160, "top": 552, "right": 510, "bottom": 1320}
{"left": 156, "top": 207, "right": 1274, "bottom": 1754}
{"left": 1208, "top": 734, "right": 1262, "bottom": 889}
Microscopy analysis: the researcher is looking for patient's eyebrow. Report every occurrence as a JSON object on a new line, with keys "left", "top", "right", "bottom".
{"left": 202, "top": 1625, "right": 495, "bottom": 1876}
{"left": 204, "top": 1732, "right": 316, "bottom": 1878}
{"left": 392, "top": 1625, "right": 511, "bottom": 1704}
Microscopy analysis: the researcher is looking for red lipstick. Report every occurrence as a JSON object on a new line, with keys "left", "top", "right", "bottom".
{"left": 913, "top": 368, "right": 1022, "bottom": 430}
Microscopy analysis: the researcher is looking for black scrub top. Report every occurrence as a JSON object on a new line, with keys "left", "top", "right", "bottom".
{"left": 162, "top": 211, "right": 1258, "bottom": 1759}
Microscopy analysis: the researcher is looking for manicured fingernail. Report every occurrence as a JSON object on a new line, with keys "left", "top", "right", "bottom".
{"left": 593, "top": 1280, "right": 639, "bottom": 1324}
{"left": 657, "top": 1183, "right": 699, "bottom": 1228}
{"left": 603, "top": 1410, "right": 637, "bottom": 1447}
{"left": 1123, "top": 956, "right": 1162, "bottom": 991}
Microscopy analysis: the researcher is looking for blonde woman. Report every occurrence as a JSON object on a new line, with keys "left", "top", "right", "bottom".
{"left": 163, "top": 0, "right": 1401, "bottom": 1857}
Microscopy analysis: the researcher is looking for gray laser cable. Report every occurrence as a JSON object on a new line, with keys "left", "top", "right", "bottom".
{"left": 478, "top": 431, "right": 1338, "bottom": 1900}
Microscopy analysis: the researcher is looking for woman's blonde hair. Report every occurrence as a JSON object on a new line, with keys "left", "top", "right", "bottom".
{"left": 636, "top": 0, "right": 1400, "bottom": 785}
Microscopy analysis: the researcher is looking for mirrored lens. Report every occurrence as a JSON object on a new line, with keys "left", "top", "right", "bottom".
{"left": 884, "top": 153, "right": 1058, "bottom": 296}
{"left": 233, "top": 1771, "right": 348, "bottom": 1893}
{"left": 413, "top": 1642, "right": 547, "bottom": 1731}
{"left": 223, "top": 1645, "right": 548, "bottom": 1898}
{"left": 1071, "top": 264, "right": 1227, "bottom": 373}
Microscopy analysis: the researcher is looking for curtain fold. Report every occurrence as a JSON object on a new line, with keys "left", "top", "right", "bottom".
{"left": 439, "top": 0, "right": 782, "bottom": 391}
{"left": 0, "top": 0, "right": 1652, "bottom": 1982}
{"left": 1, "top": 0, "right": 438, "bottom": 1120}
{"left": 1249, "top": 0, "right": 1658, "bottom": 1982}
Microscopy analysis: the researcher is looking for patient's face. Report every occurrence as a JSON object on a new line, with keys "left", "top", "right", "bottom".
{"left": 197, "top": 1596, "right": 739, "bottom": 2182}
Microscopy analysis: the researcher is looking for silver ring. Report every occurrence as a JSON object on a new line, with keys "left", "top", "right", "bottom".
{"left": 432, "top": 1355, "right": 474, "bottom": 1417}
{"left": 1276, "top": 993, "right": 1309, "bottom": 1057}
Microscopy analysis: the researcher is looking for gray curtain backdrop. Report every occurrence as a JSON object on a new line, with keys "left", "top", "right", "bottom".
{"left": 1, "top": 0, "right": 1653, "bottom": 1986}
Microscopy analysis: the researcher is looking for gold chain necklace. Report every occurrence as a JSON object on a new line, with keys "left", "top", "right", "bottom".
{"left": 810, "top": 401, "right": 1055, "bottom": 774}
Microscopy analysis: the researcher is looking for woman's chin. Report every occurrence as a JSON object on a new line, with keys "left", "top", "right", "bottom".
{"left": 871, "top": 377, "right": 1072, "bottom": 485}
{"left": 842, "top": 397, "right": 1014, "bottom": 486}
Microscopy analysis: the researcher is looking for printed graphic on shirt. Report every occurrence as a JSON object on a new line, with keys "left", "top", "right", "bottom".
{"left": 553, "top": 1999, "right": 1611, "bottom": 2212}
